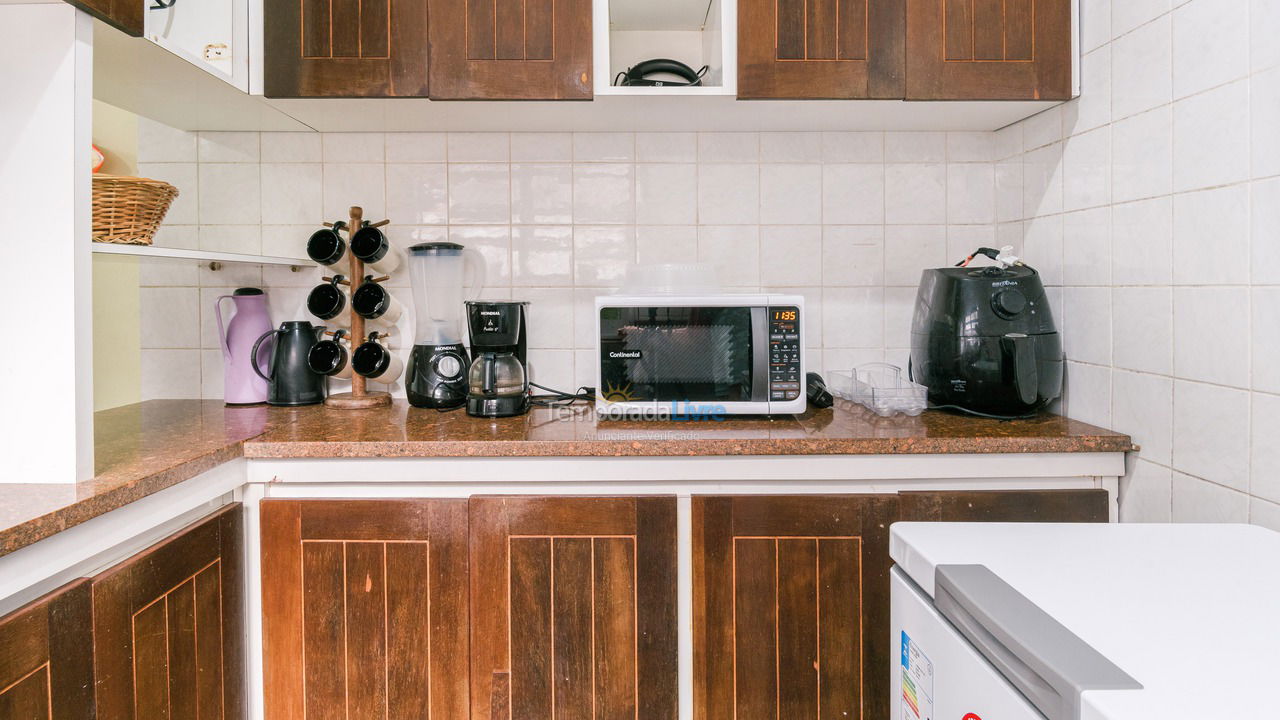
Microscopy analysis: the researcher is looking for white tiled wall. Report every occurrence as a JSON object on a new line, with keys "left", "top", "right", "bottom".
{"left": 1002, "top": 0, "right": 1280, "bottom": 528}
{"left": 136, "top": 120, "right": 1004, "bottom": 401}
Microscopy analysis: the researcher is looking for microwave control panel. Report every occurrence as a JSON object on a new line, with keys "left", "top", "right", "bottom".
{"left": 768, "top": 307, "right": 802, "bottom": 401}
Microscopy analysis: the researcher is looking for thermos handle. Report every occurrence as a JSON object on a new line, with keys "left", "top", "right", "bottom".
{"left": 1001, "top": 334, "right": 1038, "bottom": 406}
{"left": 214, "top": 295, "right": 233, "bottom": 358}
{"left": 251, "top": 329, "right": 279, "bottom": 382}
{"left": 463, "top": 248, "right": 487, "bottom": 301}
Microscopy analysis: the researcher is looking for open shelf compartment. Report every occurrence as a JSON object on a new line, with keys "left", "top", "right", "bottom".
{"left": 594, "top": 0, "right": 736, "bottom": 96}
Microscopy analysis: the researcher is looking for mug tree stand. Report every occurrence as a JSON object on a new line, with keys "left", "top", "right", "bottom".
{"left": 324, "top": 205, "right": 393, "bottom": 410}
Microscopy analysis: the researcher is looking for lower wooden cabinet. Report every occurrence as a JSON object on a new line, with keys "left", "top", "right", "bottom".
{"left": 693, "top": 495, "right": 898, "bottom": 720}
{"left": 259, "top": 490, "right": 1103, "bottom": 720}
{"left": 91, "top": 503, "right": 245, "bottom": 720}
{"left": 259, "top": 499, "right": 470, "bottom": 720}
{"left": 900, "top": 488, "right": 1109, "bottom": 523}
{"left": 260, "top": 496, "right": 679, "bottom": 720}
{"left": 692, "top": 490, "right": 1107, "bottom": 720}
{"left": 0, "top": 580, "right": 94, "bottom": 720}
{"left": 469, "top": 496, "right": 678, "bottom": 720}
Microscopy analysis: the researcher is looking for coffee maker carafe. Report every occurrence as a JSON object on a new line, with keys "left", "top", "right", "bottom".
{"left": 406, "top": 242, "right": 485, "bottom": 408}
{"left": 464, "top": 301, "right": 530, "bottom": 418}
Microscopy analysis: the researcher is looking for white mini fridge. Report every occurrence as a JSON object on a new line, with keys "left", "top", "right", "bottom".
{"left": 890, "top": 522, "right": 1280, "bottom": 720}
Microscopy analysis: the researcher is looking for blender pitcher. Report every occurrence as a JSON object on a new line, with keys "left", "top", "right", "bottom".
{"left": 406, "top": 242, "right": 485, "bottom": 408}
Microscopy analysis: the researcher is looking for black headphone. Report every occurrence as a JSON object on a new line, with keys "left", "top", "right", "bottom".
{"left": 614, "top": 59, "right": 709, "bottom": 87}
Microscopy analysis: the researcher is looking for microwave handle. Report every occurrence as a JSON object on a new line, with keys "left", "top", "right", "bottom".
{"left": 751, "top": 307, "right": 769, "bottom": 402}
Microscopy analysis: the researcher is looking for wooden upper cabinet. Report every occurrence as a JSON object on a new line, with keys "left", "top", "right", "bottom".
{"left": 469, "top": 496, "right": 678, "bottom": 720}
{"left": 91, "top": 503, "right": 245, "bottom": 720}
{"left": 259, "top": 499, "right": 470, "bottom": 720}
{"left": 0, "top": 580, "right": 94, "bottom": 720}
{"left": 264, "top": 0, "right": 429, "bottom": 97}
{"left": 693, "top": 495, "right": 899, "bottom": 720}
{"left": 428, "top": 0, "right": 592, "bottom": 99}
{"left": 64, "top": 0, "right": 141, "bottom": 37}
{"left": 738, "top": 0, "right": 905, "bottom": 98}
{"left": 905, "top": 0, "right": 1072, "bottom": 99}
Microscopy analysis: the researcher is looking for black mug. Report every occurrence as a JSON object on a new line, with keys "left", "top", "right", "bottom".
{"left": 351, "top": 333, "right": 403, "bottom": 384}
{"left": 306, "top": 275, "right": 349, "bottom": 326}
{"left": 307, "top": 329, "right": 352, "bottom": 379}
{"left": 307, "top": 222, "right": 348, "bottom": 272}
{"left": 351, "top": 277, "right": 403, "bottom": 328}
{"left": 350, "top": 224, "right": 405, "bottom": 274}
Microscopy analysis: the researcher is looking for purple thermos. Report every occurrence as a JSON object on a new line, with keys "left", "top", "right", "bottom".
{"left": 215, "top": 288, "right": 273, "bottom": 405}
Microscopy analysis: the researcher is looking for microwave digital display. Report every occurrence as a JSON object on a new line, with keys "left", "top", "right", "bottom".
{"left": 772, "top": 310, "right": 797, "bottom": 322}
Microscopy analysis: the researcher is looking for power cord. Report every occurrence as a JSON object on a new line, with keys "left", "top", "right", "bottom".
{"left": 528, "top": 383, "right": 596, "bottom": 408}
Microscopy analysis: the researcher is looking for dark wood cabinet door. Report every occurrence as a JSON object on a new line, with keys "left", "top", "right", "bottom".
{"left": 427, "top": 0, "right": 592, "bottom": 99}
{"left": 469, "top": 496, "right": 677, "bottom": 720}
{"left": 64, "top": 0, "right": 142, "bottom": 37}
{"left": 91, "top": 503, "right": 245, "bottom": 720}
{"left": 905, "top": 0, "right": 1072, "bottom": 99}
{"left": 0, "top": 581, "right": 94, "bottom": 720}
{"left": 900, "top": 488, "right": 1109, "bottom": 522}
{"left": 693, "top": 495, "right": 898, "bottom": 720}
{"left": 259, "top": 499, "right": 470, "bottom": 720}
{"left": 738, "top": 0, "right": 904, "bottom": 98}
{"left": 264, "top": 0, "right": 429, "bottom": 97}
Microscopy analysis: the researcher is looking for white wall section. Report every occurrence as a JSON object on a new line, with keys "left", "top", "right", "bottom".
{"left": 0, "top": 4, "right": 94, "bottom": 481}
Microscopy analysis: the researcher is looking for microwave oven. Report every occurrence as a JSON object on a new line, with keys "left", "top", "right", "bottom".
{"left": 595, "top": 294, "right": 806, "bottom": 416}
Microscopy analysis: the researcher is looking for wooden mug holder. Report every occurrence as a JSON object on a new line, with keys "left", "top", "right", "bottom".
{"left": 323, "top": 205, "right": 394, "bottom": 410}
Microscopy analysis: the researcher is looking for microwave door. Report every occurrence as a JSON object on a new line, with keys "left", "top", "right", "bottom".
{"left": 599, "top": 306, "right": 760, "bottom": 404}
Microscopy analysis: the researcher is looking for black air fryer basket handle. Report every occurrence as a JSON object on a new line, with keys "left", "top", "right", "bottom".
{"left": 1001, "top": 335, "right": 1038, "bottom": 406}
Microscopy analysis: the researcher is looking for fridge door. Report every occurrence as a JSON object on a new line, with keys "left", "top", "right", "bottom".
{"left": 891, "top": 567, "right": 1044, "bottom": 720}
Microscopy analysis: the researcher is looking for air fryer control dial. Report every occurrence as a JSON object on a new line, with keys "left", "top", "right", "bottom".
{"left": 992, "top": 289, "right": 1027, "bottom": 319}
{"left": 434, "top": 354, "right": 463, "bottom": 379}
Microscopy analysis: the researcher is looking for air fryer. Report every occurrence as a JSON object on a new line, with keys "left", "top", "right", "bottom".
{"left": 909, "top": 249, "right": 1063, "bottom": 418}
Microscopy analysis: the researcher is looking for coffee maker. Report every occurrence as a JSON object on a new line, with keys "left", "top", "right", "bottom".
{"left": 464, "top": 301, "right": 530, "bottom": 418}
{"left": 406, "top": 242, "right": 484, "bottom": 408}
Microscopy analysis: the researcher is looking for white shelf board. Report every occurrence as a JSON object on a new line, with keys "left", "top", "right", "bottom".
{"left": 92, "top": 243, "right": 310, "bottom": 267}
{"left": 595, "top": 85, "right": 734, "bottom": 96}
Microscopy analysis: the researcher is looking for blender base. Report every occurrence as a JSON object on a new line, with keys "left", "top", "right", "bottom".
{"left": 406, "top": 343, "right": 470, "bottom": 409}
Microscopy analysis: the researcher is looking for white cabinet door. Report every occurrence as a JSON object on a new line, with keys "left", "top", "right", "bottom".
{"left": 891, "top": 567, "right": 1044, "bottom": 720}
{"left": 145, "top": 0, "right": 248, "bottom": 90}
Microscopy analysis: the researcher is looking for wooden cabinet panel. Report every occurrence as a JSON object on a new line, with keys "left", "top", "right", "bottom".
{"left": 694, "top": 490, "right": 1106, "bottom": 720}
{"left": 900, "top": 488, "right": 1109, "bottom": 522}
{"left": 64, "top": 0, "right": 142, "bottom": 37}
{"left": 738, "top": 0, "right": 904, "bottom": 98}
{"left": 693, "top": 495, "right": 897, "bottom": 720}
{"left": 259, "top": 499, "right": 469, "bottom": 720}
{"left": 469, "top": 496, "right": 677, "bottom": 720}
{"left": 264, "top": 0, "right": 428, "bottom": 96}
{"left": 0, "top": 581, "right": 94, "bottom": 720}
{"left": 91, "top": 503, "right": 244, "bottom": 720}
{"left": 428, "top": 0, "right": 592, "bottom": 99}
{"left": 905, "top": 0, "right": 1071, "bottom": 99}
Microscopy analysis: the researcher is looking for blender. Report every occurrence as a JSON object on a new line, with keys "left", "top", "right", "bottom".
{"left": 406, "top": 242, "right": 485, "bottom": 408}
{"left": 464, "top": 301, "right": 530, "bottom": 418}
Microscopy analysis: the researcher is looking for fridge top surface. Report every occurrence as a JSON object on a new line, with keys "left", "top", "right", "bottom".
{"left": 891, "top": 522, "right": 1280, "bottom": 720}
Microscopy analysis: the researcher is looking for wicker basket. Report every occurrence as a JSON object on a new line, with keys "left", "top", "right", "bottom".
{"left": 91, "top": 174, "right": 180, "bottom": 246}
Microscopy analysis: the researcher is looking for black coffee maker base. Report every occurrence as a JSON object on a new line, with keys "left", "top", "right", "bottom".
{"left": 466, "top": 395, "right": 529, "bottom": 418}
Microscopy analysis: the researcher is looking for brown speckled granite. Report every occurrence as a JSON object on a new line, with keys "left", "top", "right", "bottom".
{"left": 0, "top": 401, "right": 272, "bottom": 557}
{"left": 245, "top": 401, "right": 1135, "bottom": 457}
{"left": 0, "top": 399, "right": 1132, "bottom": 558}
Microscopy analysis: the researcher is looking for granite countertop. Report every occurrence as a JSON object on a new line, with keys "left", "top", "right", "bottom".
{"left": 0, "top": 399, "right": 1133, "bottom": 558}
